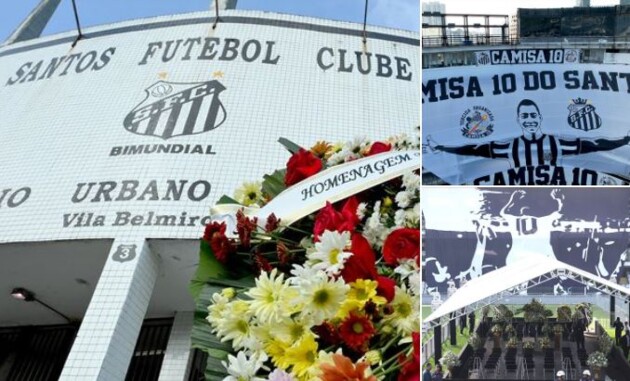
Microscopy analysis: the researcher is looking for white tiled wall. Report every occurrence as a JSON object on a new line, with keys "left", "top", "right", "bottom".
{"left": 158, "top": 311, "right": 194, "bottom": 381}
{"left": 0, "top": 10, "right": 419, "bottom": 244}
{"left": 59, "top": 239, "right": 160, "bottom": 381}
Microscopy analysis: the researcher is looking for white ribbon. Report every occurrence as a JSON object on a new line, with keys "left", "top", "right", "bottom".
{"left": 211, "top": 150, "right": 420, "bottom": 237}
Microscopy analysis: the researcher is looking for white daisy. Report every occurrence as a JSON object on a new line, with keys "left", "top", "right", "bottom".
{"left": 307, "top": 230, "right": 353, "bottom": 275}
{"left": 246, "top": 269, "right": 297, "bottom": 324}
{"left": 222, "top": 351, "right": 266, "bottom": 381}
{"left": 233, "top": 181, "right": 264, "bottom": 207}
{"left": 382, "top": 285, "right": 420, "bottom": 335}
{"left": 297, "top": 274, "right": 349, "bottom": 326}
{"left": 215, "top": 300, "right": 254, "bottom": 350}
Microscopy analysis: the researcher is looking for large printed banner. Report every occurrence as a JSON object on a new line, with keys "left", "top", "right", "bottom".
{"left": 422, "top": 64, "right": 630, "bottom": 185}
{"left": 422, "top": 187, "right": 630, "bottom": 294}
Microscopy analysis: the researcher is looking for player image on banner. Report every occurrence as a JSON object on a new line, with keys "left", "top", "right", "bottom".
{"left": 422, "top": 188, "right": 630, "bottom": 295}
{"left": 426, "top": 99, "right": 630, "bottom": 183}
{"left": 422, "top": 64, "right": 630, "bottom": 185}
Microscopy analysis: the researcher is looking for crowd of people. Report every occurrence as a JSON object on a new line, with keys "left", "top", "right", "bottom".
{"left": 556, "top": 369, "right": 594, "bottom": 381}
{"left": 422, "top": 363, "right": 445, "bottom": 381}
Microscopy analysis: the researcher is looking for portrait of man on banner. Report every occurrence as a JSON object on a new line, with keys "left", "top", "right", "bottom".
{"left": 425, "top": 98, "right": 630, "bottom": 185}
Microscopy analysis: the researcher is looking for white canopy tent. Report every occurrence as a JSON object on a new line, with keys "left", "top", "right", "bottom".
{"left": 424, "top": 256, "right": 630, "bottom": 328}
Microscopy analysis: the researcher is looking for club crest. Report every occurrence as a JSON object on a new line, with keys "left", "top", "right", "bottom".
{"left": 124, "top": 80, "right": 227, "bottom": 140}
{"left": 567, "top": 97, "right": 601, "bottom": 131}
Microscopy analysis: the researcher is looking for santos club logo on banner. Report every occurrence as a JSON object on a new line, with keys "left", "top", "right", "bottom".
{"left": 423, "top": 63, "right": 630, "bottom": 185}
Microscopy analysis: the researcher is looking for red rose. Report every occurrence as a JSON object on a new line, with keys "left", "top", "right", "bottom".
{"left": 340, "top": 233, "right": 377, "bottom": 283}
{"left": 368, "top": 141, "right": 392, "bottom": 156}
{"left": 376, "top": 275, "right": 396, "bottom": 302}
{"left": 314, "top": 202, "right": 346, "bottom": 238}
{"left": 340, "top": 196, "right": 360, "bottom": 227}
{"left": 313, "top": 197, "right": 359, "bottom": 239}
{"left": 284, "top": 148, "right": 322, "bottom": 186}
{"left": 383, "top": 228, "right": 420, "bottom": 266}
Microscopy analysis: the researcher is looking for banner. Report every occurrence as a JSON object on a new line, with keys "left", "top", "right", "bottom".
{"left": 422, "top": 64, "right": 630, "bottom": 185}
{"left": 422, "top": 187, "right": 630, "bottom": 294}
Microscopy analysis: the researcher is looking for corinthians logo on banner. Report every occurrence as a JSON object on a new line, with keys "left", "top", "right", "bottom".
{"left": 124, "top": 80, "right": 227, "bottom": 139}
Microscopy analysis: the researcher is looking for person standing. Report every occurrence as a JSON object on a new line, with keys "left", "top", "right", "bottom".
{"left": 459, "top": 309, "right": 467, "bottom": 334}
{"left": 423, "top": 363, "right": 432, "bottom": 381}
{"left": 622, "top": 330, "right": 629, "bottom": 360}
{"left": 579, "top": 369, "right": 593, "bottom": 381}
{"left": 625, "top": 322, "right": 630, "bottom": 359}
{"left": 574, "top": 319, "right": 585, "bottom": 350}
{"left": 469, "top": 311, "right": 476, "bottom": 335}
{"left": 614, "top": 317, "right": 623, "bottom": 345}
{"left": 556, "top": 370, "right": 566, "bottom": 381}
{"left": 433, "top": 364, "right": 444, "bottom": 381}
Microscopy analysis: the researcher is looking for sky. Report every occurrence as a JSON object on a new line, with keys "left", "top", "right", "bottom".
{"left": 0, "top": 0, "right": 418, "bottom": 42}
{"left": 429, "top": 0, "right": 620, "bottom": 16}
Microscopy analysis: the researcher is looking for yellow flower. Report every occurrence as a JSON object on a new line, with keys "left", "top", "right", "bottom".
{"left": 285, "top": 333, "right": 317, "bottom": 377}
{"left": 325, "top": 142, "right": 343, "bottom": 159}
{"left": 285, "top": 333, "right": 319, "bottom": 378}
{"left": 266, "top": 337, "right": 293, "bottom": 369}
{"left": 310, "top": 141, "right": 331, "bottom": 158}
{"left": 337, "top": 279, "right": 387, "bottom": 319}
{"left": 348, "top": 279, "right": 387, "bottom": 306}
{"left": 336, "top": 299, "right": 362, "bottom": 320}
{"left": 221, "top": 287, "right": 236, "bottom": 299}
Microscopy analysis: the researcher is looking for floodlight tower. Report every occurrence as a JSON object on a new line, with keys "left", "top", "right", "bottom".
{"left": 3, "top": 0, "right": 62, "bottom": 45}
{"left": 212, "top": 0, "right": 238, "bottom": 10}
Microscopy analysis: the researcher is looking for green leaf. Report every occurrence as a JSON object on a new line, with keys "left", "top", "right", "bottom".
{"left": 262, "top": 169, "right": 287, "bottom": 198}
{"left": 190, "top": 276, "right": 257, "bottom": 380}
{"left": 278, "top": 137, "right": 303, "bottom": 154}
{"left": 216, "top": 195, "right": 240, "bottom": 205}
{"left": 189, "top": 241, "right": 228, "bottom": 299}
{"left": 191, "top": 284, "right": 231, "bottom": 380}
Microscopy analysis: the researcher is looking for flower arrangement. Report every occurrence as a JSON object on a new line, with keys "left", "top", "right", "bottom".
{"left": 491, "top": 324, "right": 504, "bottom": 337}
{"left": 468, "top": 333, "right": 484, "bottom": 351}
{"left": 504, "top": 324, "right": 516, "bottom": 338}
{"left": 556, "top": 305, "right": 572, "bottom": 322}
{"left": 586, "top": 351, "right": 608, "bottom": 368}
{"left": 523, "top": 341, "right": 535, "bottom": 350}
{"left": 598, "top": 334, "right": 614, "bottom": 354}
{"left": 539, "top": 337, "right": 551, "bottom": 350}
{"left": 439, "top": 351, "right": 461, "bottom": 369}
{"left": 507, "top": 337, "right": 518, "bottom": 348}
{"left": 190, "top": 135, "right": 420, "bottom": 380}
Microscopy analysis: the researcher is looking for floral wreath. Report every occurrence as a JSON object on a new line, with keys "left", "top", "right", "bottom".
{"left": 190, "top": 134, "right": 420, "bottom": 381}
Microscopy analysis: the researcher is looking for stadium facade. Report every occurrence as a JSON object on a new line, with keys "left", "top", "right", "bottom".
{"left": 0, "top": 9, "right": 419, "bottom": 380}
